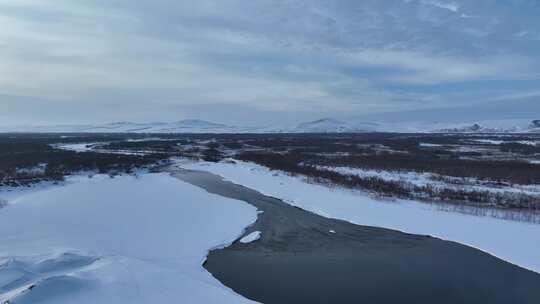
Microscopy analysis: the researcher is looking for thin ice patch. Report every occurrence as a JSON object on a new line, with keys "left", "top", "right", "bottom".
{"left": 239, "top": 231, "right": 261, "bottom": 244}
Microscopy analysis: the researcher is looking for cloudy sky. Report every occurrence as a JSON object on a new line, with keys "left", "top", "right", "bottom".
{"left": 1, "top": 0, "right": 540, "bottom": 126}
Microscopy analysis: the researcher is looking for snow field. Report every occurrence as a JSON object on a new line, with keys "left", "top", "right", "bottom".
{"left": 0, "top": 173, "right": 259, "bottom": 303}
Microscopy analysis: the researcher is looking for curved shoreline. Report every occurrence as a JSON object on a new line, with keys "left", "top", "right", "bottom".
{"left": 170, "top": 168, "right": 540, "bottom": 304}
{"left": 181, "top": 160, "right": 540, "bottom": 273}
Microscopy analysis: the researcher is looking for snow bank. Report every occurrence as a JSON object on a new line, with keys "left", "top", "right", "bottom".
{"left": 0, "top": 173, "right": 259, "bottom": 303}
{"left": 55, "top": 143, "right": 98, "bottom": 152}
{"left": 183, "top": 160, "right": 540, "bottom": 273}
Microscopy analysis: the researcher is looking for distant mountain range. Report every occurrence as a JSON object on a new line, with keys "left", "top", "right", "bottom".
{"left": 0, "top": 120, "right": 241, "bottom": 134}
{"left": 265, "top": 118, "right": 540, "bottom": 133}
{"left": 434, "top": 120, "right": 540, "bottom": 133}
{"left": 2, "top": 118, "right": 540, "bottom": 134}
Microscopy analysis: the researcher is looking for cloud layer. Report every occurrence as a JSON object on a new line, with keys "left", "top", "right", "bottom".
{"left": 1, "top": 0, "right": 539, "bottom": 125}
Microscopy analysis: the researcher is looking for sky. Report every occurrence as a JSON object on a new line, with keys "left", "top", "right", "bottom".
{"left": 1, "top": 0, "right": 540, "bottom": 126}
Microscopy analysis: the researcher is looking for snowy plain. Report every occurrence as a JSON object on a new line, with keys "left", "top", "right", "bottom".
{"left": 182, "top": 160, "right": 540, "bottom": 274}
{"left": 0, "top": 173, "right": 259, "bottom": 303}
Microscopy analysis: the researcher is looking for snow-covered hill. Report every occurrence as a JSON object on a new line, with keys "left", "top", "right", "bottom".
{"left": 81, "top": 119, "right": 240, "bottom": 133}
{"left": 294, "top": 118, "right": 350, "bottom": 133}
{"left": 260, "top": 118, "right": 540, "bottom": 134}
{"left": 1, "top": 120, "right": 242, "bottom": 134}
{"left": 432, "top": 119, "right": 540, "bottom": 133}
{"left": 2, "top": 118, "right": 540, "bottom": 134}
{"left": 289, "top": 118, "right": 380, "bottom": 133}
{"left": 286, "top": 118, "right": 540, "bottom": 134}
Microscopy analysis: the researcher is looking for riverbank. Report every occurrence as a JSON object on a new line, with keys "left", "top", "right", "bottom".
{"left": 171, "top": 168, "right": 540, "bottom": 304}
{"left": 181, "top": 159, "right": 540, "bottom": 273}
{"left": 0, "top": 173, "right": 258, "bottom": 304}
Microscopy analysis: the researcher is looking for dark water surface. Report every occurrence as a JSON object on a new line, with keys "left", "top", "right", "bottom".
{"left": 170, "top": 168, "right": 540, "bottom": 304}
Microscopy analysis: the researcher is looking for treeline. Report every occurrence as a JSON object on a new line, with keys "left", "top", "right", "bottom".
{"left": 499, "top": 142, "right": 540, "bottom": 155}
{"left": 238, "top": 135, "right": 540, "bottom": 185}
{"left": 239, "top": 151, "right": 410, "bottom": 197}
{"left": 0, "top": 139, "right": 168, "bottom": 187}
{"left": 102, "top": 140, "right": 191, "bottom": 153}
{"left": 315, "top": 154, "right": 540, "bottom": 185}
{"left": 237, "top": 152, "right": 540, "bottom": 211}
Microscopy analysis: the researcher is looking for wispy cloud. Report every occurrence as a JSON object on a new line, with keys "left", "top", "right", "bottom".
{"left": 421, "top": 0, "right": 459, "bottom": 12}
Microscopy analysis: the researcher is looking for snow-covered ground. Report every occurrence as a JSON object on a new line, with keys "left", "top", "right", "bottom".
{"left": 0, "top": 173, "right": 259, "bottom": 303}
{"left": 55, "top": 142, "right": 150, "bottom": 156}
{"left": 54, "top": 143, "right": 100, "bottom": 153}
{"left": 314, "top": 165, "right": 437, "bottom": 189}
{"left": 0, "top": 180, "right": 69, "bottom": 205}
{"left": 182, "top": 160, "right": 540, "bottom": 273}
{"left": 315, "top": 165, "right": 540, "bottom": 196}
{"left": 472, "top": 139, "right": 539, "bottom": 146}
